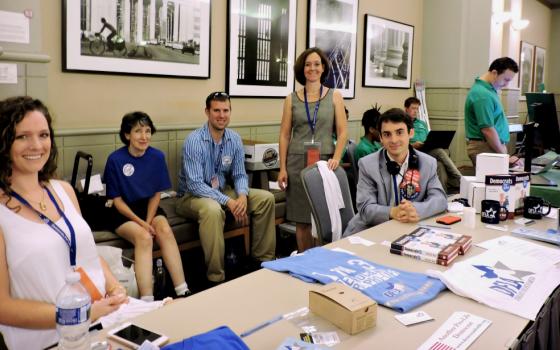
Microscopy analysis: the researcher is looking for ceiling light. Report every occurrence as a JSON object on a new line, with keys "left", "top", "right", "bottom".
{"left": 511, "top": 19, "right": 530, "bottom": 31}
{"left": 492, "top": 11, "right": 512, "bottom": 24}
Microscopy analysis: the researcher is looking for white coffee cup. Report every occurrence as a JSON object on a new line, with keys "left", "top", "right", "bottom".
{"left": 463, "top": 207, "right": 476, "bottom": 229}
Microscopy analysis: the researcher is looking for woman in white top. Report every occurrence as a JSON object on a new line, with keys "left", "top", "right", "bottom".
{"left": 0, "top": 96, "right": 127, "bottom": 349}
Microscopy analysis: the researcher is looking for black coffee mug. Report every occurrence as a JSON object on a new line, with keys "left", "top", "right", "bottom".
{"left": 523, "top": 196, "right": 552, "bottom": 219}
{"left": 481, "top": 200, "right": 508, "bottom": 224}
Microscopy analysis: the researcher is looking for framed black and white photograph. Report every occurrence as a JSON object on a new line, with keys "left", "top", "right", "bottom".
{"left": 533, "top": 46, "right": 545, "bottom": 92}
{"left": 307, "top": 0, "right": 359, "bottom": 99}
{"left": 226, "top": 0, "right": 297, "bottom": 97}
{"left": 519, "top": 41, "right": 534, "bottom": 96}
{"left": 362, "top": 14, "right": 414, "bottom": 89}
{"left": 63, "top": 0, "right": 211, "bottom": 78}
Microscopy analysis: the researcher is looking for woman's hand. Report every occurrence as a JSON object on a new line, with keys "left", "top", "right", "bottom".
{"left": 327, "top": 158, "right": 340, "bottom": 170}
{"left": 106, "top": 284, "right": 127, "bottom": 298}
{"left": 90, "top": 294, "right": 128, "bottom": 322}
{"left": 277, "top": 169, "right": 288, "bottom": 191}
{"left": 139, "top": 220, "right": 156, "bottom": 236}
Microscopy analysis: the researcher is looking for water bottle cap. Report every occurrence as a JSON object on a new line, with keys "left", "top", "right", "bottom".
{"left": 65, "top": 272, "right": 81, "bottom": 283}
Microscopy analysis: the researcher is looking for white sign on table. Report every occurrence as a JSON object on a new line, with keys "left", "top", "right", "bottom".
{"left": 417, "top": 312, "right": 491, "bottom": 350}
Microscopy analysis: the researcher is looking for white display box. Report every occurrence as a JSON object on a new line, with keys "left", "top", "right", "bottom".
{"left": 470, "top": 183, "right": 486, "bottom": 213}
{"left": 460, "top": 176, "right": 486, "bottom": 213}
{"left": 485, "top": 174, "right": 517, "bottom": 219}
{"left": 460, "top": 176, "right": 478, "bottom": 199}
{"left": 513, "top": 172, "right": 531, "bottom": 214}
{"left": 243, "top": 140, "right": 279, "bottom": 171}
{"left": 476, "top": 153, "right": 509, "bottom": 182}
{"left": 485, "top": 172, "right": 531, "bottom": 218}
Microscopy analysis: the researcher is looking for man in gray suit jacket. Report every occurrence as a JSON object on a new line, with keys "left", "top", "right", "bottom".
{"left": 344, "top": 108, "right": 447, "bottom": 236}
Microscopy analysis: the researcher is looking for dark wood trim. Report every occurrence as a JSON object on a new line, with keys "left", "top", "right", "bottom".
{"left": 535, "top": 0, "right": 560, "bottom": 9}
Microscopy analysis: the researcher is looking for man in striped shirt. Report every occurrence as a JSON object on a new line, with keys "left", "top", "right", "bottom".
{"left": 176, "top": 92, "right": 276, "bottom": 284}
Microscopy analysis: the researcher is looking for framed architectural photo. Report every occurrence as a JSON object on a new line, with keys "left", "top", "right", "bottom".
{"left": 362, "top": 14, "right": 414, "bottom": 89}
{"left": 226, "top": 0, "right": 297, "bottom": 97}
{"left": 519, "top": 41, "right": 534, "bottom": 96}
{"left": 63, "top": 0, "right": 211, "bottom": 78}
{"left": 307, "top": 0, "right": 359, "bottom": 98}
{"left": 533, "top": 46, "right": 545, "bottom": 92}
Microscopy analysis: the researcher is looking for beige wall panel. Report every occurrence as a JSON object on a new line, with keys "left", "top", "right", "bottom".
{"left": 549, "top": 9, "right": 560, "bottom": 92}
{"left": 62, "top": 134, "right": 115, "bottom": 147}
{"left": 62, "top": 145, "right": 116, "bottom": 179}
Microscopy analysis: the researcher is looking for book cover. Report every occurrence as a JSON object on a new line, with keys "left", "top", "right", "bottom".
{"left": 390, "top": 248, "right": 457, "bottom": 266}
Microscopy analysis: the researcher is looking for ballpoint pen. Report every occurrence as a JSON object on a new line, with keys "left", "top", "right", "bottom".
{"left": 240, "top": 314, "right": 284, "bottom": 338}
{"left": 418, "top": 224, "right": 452, "bottom": 230}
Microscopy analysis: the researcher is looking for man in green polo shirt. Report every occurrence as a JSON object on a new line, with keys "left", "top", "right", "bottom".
{"left": 405, "top": 97, "right": 462, "bottom": 193}
{"left": 464, "top": 57, "right": 519, "bottom": 166}
{"left": 355, "top": 107, "right": 383, "bottom": 162}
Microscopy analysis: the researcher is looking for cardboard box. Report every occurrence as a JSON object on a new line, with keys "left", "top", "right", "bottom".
{"left": 485, "top": 172, "right": 531, "bottom": 217}
{"left": 309, "top": 283, "right": 377, "bottom": 335}
{"left": 243, "top": 140, "right": 279, "bottom": 171}
{"left": 476, "top": 153, "right": 509, "bottom": 182}
{"left": 460, "top": 176, "right": 486, "bottom": 213}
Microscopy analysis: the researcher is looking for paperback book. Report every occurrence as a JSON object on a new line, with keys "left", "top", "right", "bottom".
{"left": 390, "top": 227, "right": 472, "bottom": 265}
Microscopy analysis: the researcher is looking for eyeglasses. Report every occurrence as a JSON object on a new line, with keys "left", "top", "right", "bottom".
{"left": 208, "top": 92, "right": 229, "bottom": 99}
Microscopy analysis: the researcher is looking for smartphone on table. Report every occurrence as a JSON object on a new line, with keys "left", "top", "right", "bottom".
{"left": 107, "top": 322, "right": 168, "bottom": 349}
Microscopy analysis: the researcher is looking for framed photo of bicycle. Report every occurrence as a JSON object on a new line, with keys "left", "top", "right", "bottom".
{"left": 226, "top": 0, "right": 297, "bottom": 97}
{"left": 307, "top": 0, "right": 359, "bottom": 99}
{"left": 362, "top": 14, "right": 414, "bottom": 89}
{"left": 62, "top": 0, "right": 211, "bottom": 78}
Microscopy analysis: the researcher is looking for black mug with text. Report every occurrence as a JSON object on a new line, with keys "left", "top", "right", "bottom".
{"left": 481, "top": 199, "right": 508, "bottom": 224}
{"left": 523, "top": 196, "right": 552, "bottom": 219}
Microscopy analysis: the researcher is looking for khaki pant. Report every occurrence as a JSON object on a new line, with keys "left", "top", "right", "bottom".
{"left": 466, "top": 140, "right": 495, "bottom": 167}
{"left": 428, "top": 148, "right": 462, "bottom": 193}
{"left": 175, "top": 187, "right": 276, "bottom": 282}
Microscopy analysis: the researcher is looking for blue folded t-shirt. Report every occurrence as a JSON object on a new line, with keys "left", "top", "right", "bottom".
{"left": 162, "top": 326, "right": 249, "bottom": 350}
{"left": 262, "top": 247, "right": 446, "bottom": 312}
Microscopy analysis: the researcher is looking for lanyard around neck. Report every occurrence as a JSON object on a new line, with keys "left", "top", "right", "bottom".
{"left": 213, "top": 140, "right": 225, "bottom": 176}
{"left": 11, "top": 186, "right": 77, "bottom": 267}
{"left": 392, "top": 175, "right": 401, "bottom": 205}
{"left": 304, "top": 85, "right": 324, "bottom": 141}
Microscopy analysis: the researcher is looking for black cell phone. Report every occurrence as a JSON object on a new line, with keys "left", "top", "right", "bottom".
{"left": 107, "top": 322, "right": 168, "bottom": 348}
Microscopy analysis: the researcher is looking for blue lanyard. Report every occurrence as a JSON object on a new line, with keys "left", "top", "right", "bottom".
{"left": 213, "top": 141, "right": 225, "bottom": 176}
{"left": 304, "top": 85, "right": 324, "bottom": 141}
{"left": 392, "top": 175, "right": 401, "bottom": 205}
{"left": 11, "top": 186, "right": 77, "bottom": 267}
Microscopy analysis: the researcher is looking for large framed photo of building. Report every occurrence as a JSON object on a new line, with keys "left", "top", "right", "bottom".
{"left": 63, "top": 0, "right": 211, "bottom": 78}
{"left": 362, "top": 14, "right": 414, "bottom": 89}
{"left": 519, "top": 41, "right": 534, "bottom": 96}
{"left": 226, "top": 0, "right": 297, "bottom": 97}
{"left": 307, "top": 0, "right": 358, "bottom": 99}
{"left": 533, "top": 46, "right": 545, "bottom": 92}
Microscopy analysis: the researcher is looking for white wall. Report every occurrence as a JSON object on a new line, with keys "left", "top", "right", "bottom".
{"left": 549, "top": 9, "right": 560, "bottom": 92}
{"left": 421, "top": 0, "right": 492, "bottom": 88}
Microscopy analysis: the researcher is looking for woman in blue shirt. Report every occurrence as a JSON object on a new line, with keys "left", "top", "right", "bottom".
{"left": 104, "top": 112, "right": 189, "bottom": 300}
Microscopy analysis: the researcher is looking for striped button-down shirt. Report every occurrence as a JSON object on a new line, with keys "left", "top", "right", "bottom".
{"left": 178, "top": 123, "right": 249, "bottom": 205}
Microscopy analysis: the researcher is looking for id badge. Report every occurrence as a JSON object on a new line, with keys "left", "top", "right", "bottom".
{"left": 303, "top": 141, "right": 321, "bottom": 167}
{"left": 76, "top": 266, "right": 103, "bottom": 301}
{"left": 211, "top": 175, "right": 219, "bottom": 189}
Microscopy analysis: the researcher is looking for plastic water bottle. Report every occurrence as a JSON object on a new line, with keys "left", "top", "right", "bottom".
{"left": 56, "top": 272, "right": 91, "bottom": 350}
{"left": 154, "top": 258, "right": 166, "bottom": 300}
